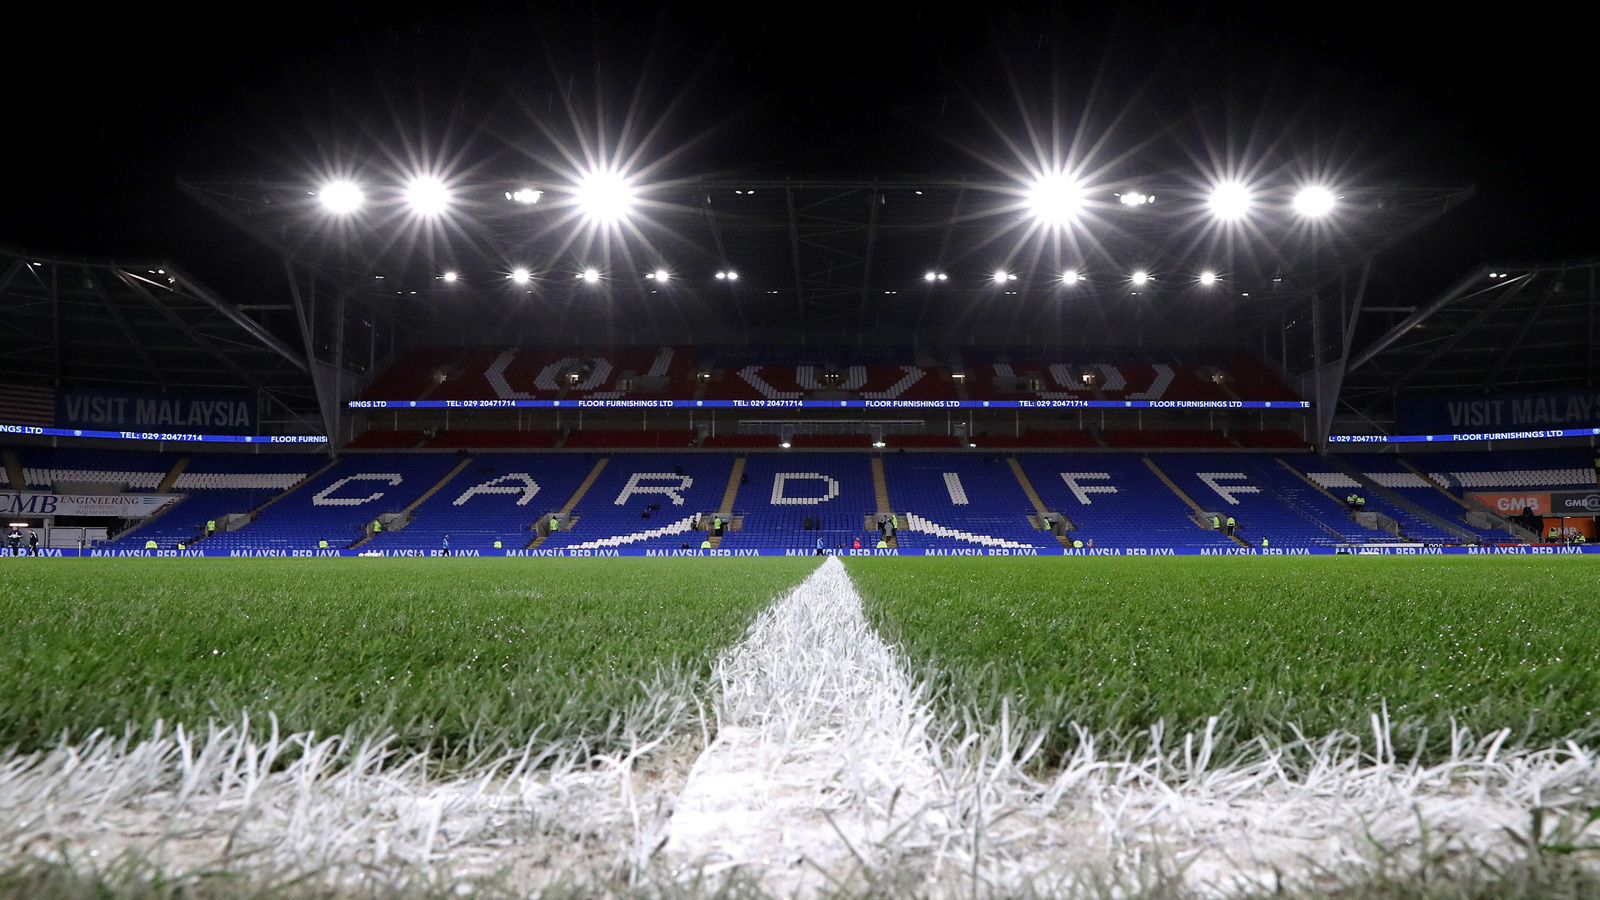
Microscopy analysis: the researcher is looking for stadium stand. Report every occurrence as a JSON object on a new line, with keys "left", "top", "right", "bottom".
{"left": 423, "top": 430, "right": 563, "bottom": 449}
{"left": 1019, "top": 454, "right": 1238, "bottom": 548}
{"left": 1283, "top": 456, "right": 1459, "bottom": 543}
{"left": 363, "top": 454, "right": 596, "bottom": 552}
{"left": 1336, "top": 455, "right": 1506, "bottom": 542}
{"left": 1102, "top": 430, "right": 1235, "bottom": 449}
{"left": 720, "top": 454, "right": 877, "bottom": 549}
{"left": 203, "top": 454, "right": 463, "bottom": 552}
{"left": 975, "top": 429, "right": 1100, "bottom": 449}
{"left": 882, "top": 454, "right": 1051, "bottom": 550}
{"left": 1405, "top": 449, "right": 1597, "bottom": 491}
{"left": 539, "top": 454, "right": 734, "bottom": 550}
{"left": 1152, "top": 454, "right": 1384, "bottom": 546}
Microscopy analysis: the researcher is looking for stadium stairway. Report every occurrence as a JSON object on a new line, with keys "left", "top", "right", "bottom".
{"left": 1143, "top": 457, "right": 1251, "bottom": 548}
{"left": 1395, "top": 457, "right": 1536, "bottom": 542}
{"left": 351, "top": 456, "right": 476, "bottom": 548}
{"left": 2, "top": 451, "right": 23, "bottom": 490}
{"left": 526, "top": 457, "right": 608, "bottom": 548}
{"left": 869, "top": 458, "right": 898, "bottom": 548}
{"left": 1326, "top": 456, "right": 1480, "bottom": 544}
{"left": 1006, "top": 457, "right": 1072, "bottom": 547}
{"left": 708, "top": 457, "right": 746, "bottom": 549}
{"left": 157, "top": 457, "right": 188, "bottom": 493}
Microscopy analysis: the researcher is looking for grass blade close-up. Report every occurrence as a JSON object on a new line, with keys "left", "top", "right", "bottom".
{"left": 849, "top": 556, "right": 1600, "bottom": 763}
{"left": 0, "top": 557, "right": 816, "bottom": 762}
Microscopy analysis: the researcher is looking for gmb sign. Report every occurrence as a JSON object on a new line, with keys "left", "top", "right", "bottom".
{"left": 57, "top": 390, "right": 257, "bottom": 434}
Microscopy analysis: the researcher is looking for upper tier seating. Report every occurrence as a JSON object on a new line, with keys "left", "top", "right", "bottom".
{"left": 1234, "top": 430, "right": 1312, "bottom": 450}
{"left": 1152, "top": 454, "right": 1386, "bottom": 546}
{"left": 22, "top": 448, "right": 174, "bottom": 489}
{"left": 702, "top": 434, "right": 782, "bottom": 449}
{"left": 1019, "top": 454, "right": 1237, "bottom": 548}
{"left": 973, "top": 430, "right": 1100, "bottom": 449}
{"left": 203, "top": 454, "right": 463, "bottom": 552}
{"left": 1405, "top": 449, "right": 1597, "bottom": 491}
{"left": 719, "top": 454, "right": 877, "bottom": 549}
{"left": 539, "top": 455, "right": 734, "bottom": 550}
{"left": 883, "top": 454, "right": 1051, "bottom": 550}
{"left": 363, "top": 454, "right": 597, "bottom": 552}
{"left": 423, "top": 430, "right": 562, "bottom": 449}
{"left": 346, "top": 430, "right": 426, "bottom": 449}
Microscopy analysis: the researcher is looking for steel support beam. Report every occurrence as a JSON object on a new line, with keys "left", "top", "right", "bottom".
{"left": 785, "top": 181, "right": 806, "bottom": 334}
{"left": 857, "top": 183, "right": 880, "bottom": 330}
{"left": 167, "top": 263, "right": 308, "bottom": 372}
{"left": 1389, "top": 271, "right": 1534, "bottom": 391}
{"left": 1346, "top": 266, "right": 1490, "bottom": 373}
{"left": 1485, "top": 269, "right": 1563, "bottom": 387}
{"left": 115, "top": 269, "right": 267, "bottom": 393}
{"left": 84, "top": 267, "right": 166, "bottom": 389}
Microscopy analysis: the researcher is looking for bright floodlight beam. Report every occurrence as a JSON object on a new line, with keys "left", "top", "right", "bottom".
{"left": 510, "top": 268, "right": 530, "bottom": 284}
{"left": 1199, "top": 271, "right": 1217, "bottom": 286}
{"left": 1062, "top": 269, "right": 1081, "bottom": 284}
{"left": 404, "top": 177, "right": 450, "bottom": 215}
{"left": 442, "top": 270, "right": 458, "bottom": 283}
{"left": 581, "top": 268, "right": 600, "bottom": 284}
{"left": 574, "top": 169, "right": 636, "bottom": 224}
{"left": 1131, "top": 270, "right": 1150, "bottom": 287}
{"left": 1293, "top": 186, "right": 1337, "bottom": 218}
{"left": 1027, "top": 174, "right": 1083, "bottom": 225}
{"left": 652, "top": 269, "right": 670, "bottom": 282}
{"left": 1208, "top": 182, "right": 1251, "bottom": 220}
{"left": 992, "top": 270, "right": 1013, "bottom": 284}
{"left": 319, "top": 181, "right": 363, "bottom": 214}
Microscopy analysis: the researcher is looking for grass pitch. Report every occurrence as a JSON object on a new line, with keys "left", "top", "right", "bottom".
{"left": 849, "top": 556, "right": 1600, "bottom": 760}
{"left": 0, "top": 557, "right": 815, "bottom": 760}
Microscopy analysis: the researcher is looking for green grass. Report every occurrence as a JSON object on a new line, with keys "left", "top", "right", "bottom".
{"left": 0, "top": 558, "right": 815, "bottom": 761}
{"left": 848, "top": 556, "right": 1600, "bottom": 760}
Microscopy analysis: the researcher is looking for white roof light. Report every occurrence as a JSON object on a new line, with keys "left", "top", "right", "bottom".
{"left": 1118, "top": 191, "right": 1152, "bottom": 206}
{"left": 1199, "top": 270, "right": 1217, "bottom": 286}
{"left": 1208, "top": 181, "right": 1251, "bottom": 220}
{"left": 319, "top": 181, "right": 364, "bottom": 214}
{"left": 650, "top": 269, "right": 670, "bottom": 282}
{"left": 404, "top": 177, "right": 450, "bottom": 215}
{"left": 1293, "top": 185, "right": 1337, "bottom": 217}
{"left": 442, "top": 271, "right": 458, "bottom": 283}
{"left": 1131, "top": 270, "right": 1150, "bottom": 287}
{"left": 1062, "top": 269, "right": 1080, "bottom": 284}
{"left": 510, "top": 268, "right": 530, "bottom": 284}
{"left": 992, "top": 270, "right": 1015, "bottom": 284}
{"left": 581, "top": 268, "right": 600, "bottom": 283}
{"left": 1027, "top": 173, "right": 1084, "bottom": 225}
{"left": 509, "top": 188, "right": 542, "bottom": 204}
{"left": 574, "top": 169, "right": 636, "bottom": 224}
{"left": 924, "top": 271, "right": 938, "bottom": 282}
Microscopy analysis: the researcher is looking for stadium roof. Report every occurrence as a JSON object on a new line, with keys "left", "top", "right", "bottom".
{"left": 1338, "top": 259, "right": 1599, "bottom": 424}
{"left": 0, "top": 245, "right": 322, "bottom": 433}
{"left": 180, "top": 176, "right": 1473, "bottom": 349}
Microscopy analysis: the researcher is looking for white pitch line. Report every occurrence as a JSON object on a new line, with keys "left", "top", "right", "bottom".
{"left": 666, "top": 556, "right": 944, "bottom": 895}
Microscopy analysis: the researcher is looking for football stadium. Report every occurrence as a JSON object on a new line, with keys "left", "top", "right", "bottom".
{"left": 2, "top": 8, "right": 1598, "bottom": 900}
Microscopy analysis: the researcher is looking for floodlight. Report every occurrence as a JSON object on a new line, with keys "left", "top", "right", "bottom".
{"left": 581, "top": 268, "right": 600, "bottom": 283}
{"left": 725, "top": 271, "right": 738, "bottom": 281}
{"left": 779, "top": 440, "right": 791, "bottom": 449}
{"left": 1293, "top": 186, "right": 1336, "bottom": 217}
{"left": 319, "top": 181, "right": 364, "bottom": 214}
{"left": 650, "top": 269, "right": 670, "bottom": 283}
{"left": 574, "top": 169, "right": 636, "bottom": 223}
{"left": 716, "top": 271, "right": 738, "bottom": 281}
{"left": 1208, "top": 182, "right": 1251, "bottom": 220}
{"left": 1118, "top": 192, "right": 1152, "bottom": 206}
{"left": 937, "top": 273, "right": 948, "bottom": 281}
{"left": 1199, "top": 270, "right": 1217, "bottom": 286}
{"left": 1062, "top": 269, "right": 1081, "bottom": 284}
{"left": 1131, "top": 270, "right": 1150, "bottom": 287}
{"left": 1027, "top": 173, "right": 1084, "bottom": 224}
{"left": 442, "top": 271, "right": 458, "bottom": 283}
{"left": 872, "top": 440, "right": 887, "bottom": 448}
{"left": 404, "top": 177, "right": 450, "bottom": 215}
{"left": 924, "top": 272, "right": 938, "bottom": 282}
{"left": 992, "top": 271, "right": 1015, "bottom": 284}
{"left": 509, "top": 188, "right": 542, "bottom": 204}
{"left": 510, "top": 268, "right": 530, "bottom": 284}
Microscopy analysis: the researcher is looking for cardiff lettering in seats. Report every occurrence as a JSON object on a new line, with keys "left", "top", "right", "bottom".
{"left": 312, "top": 473, "right": 403, "bottom": 506}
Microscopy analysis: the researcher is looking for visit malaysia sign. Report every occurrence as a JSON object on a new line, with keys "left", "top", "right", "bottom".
{"left": 56, "top": 390, "right": 257, "bottom": 434}
{"left": 1396, "top": 389, "right": 1600, "bottom": 434}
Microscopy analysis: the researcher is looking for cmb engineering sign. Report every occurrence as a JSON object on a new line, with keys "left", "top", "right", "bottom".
{"left": 56, "top": 390, "right": 257, "bottom": 435}
{"left": 1397, "top": 388, "right": 1600, "bottom": 434}
{"left": 0, "top": 491, "right": 176, "bottom": 518}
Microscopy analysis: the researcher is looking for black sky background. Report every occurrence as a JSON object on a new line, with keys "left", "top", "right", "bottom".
{"left": 5, "top": 2, "right": 1594, "bottom": 312}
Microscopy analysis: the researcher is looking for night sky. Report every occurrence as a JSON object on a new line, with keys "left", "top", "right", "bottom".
{"left": 7, "top": 3, "right": 1592, "bottom": 311}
